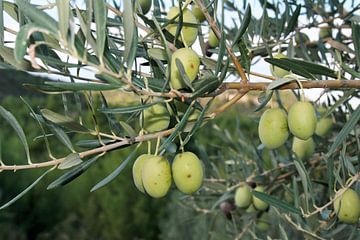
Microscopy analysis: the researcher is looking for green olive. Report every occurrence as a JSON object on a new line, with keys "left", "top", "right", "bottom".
{"left": 167, "top": 7, "right": 198, "bottom": 46}
{"left": 334, "top": 189, "right": 360, "bottom": 224}
{"left": 136, "top": 0, "right": 152, "bottom": 14}
{"left": 142, "top": 155, "right": 172, "bottom": 198}
{"left": 174, "top": 101, "right": 200, "bottom": 121}
{"left": 256, "top": 212, "right": 270, "bottom": 231}
{"left": 253, "top": 186, "right": 269, "bottom": 210}
{"left": 208, "top": 30, "right": 219, "bottom": 48}
{"left": 292, "top": 137, "right": 315, "bottom": 161}
{"left": 288, "top": 101, "right": 317, "bottom": 140}
{"left": 172, "top": 152, "right": 204, "bottom": 194}
{"left": 319, "top": 28, "right": 332, "bottom": 39}
{"left": 270, "top": 53, "right": 290, "bottom": 78}
{"left": 315, "top": 107, "right": 334, "bottom": 137}
{"left": 245, "top": 204, "right": 257, "bottom": 213}
{"left": 258, "top": 108, "right": 289, "bottom": 149}
{"left": 234, "top": 184, "right": 252, "bottom": 208}
{"left": 132, "top": 154, "right": 153, "bottom": 193}
{"left": 142, "top": 103, "right": 170, "bottom": 133}
{"left": 170, "top": 48, "right": 200, "bottom": 89}
{"left": 295, "top": 32, "right": 310, "bottom": 45}
{"left": 192, "top": 4, "right": 205, "bottom": 22}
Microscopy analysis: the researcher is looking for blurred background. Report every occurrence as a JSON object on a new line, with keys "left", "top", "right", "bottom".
{"left": 0, "top": 79, "right": 260, "bottom": 240}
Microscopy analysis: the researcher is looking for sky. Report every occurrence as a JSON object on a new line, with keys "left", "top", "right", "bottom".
{"left": 2, "top": 0, "right": 359, "bottom": 107}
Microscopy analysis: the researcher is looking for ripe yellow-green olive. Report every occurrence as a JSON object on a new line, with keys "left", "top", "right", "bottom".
{"left": 192, "top": 4, "right": 205, "bottom": 22}
{"left": 333, "top": 189, "right": 360, "bottom": 224}
{"left": 258, "top": 108, "right": 289, "bottom": 149}
{"left": 170, "top": 48, "right": 200, "bottom": 89}
{"left": 256, "top": 212, "right": 270, "bottom": 231}
{"left": 172, "top": 152, "right": 204, "bottom": 194}
{"left": 136, "top": 0, "right": 152, "bottom": 14}
{"left": 167, "top": 7, "right": 198, "bottom": 46}
{"left": 315, "top": 107, "right": 334, "bottom": 137}
{"left": 270, "top": 53, "right": 290, "bottom": 78}
{"left": 292, "top": 137, "right": 315, "bottom": 161}
{"left": 234, "top": 184, "right": 252, "bottom": 208}
{"left": 288, "top": 101, "right": 317, "bottom": 140}
{"left": 295, "top": 32, "right": 310, "bottom": 45}
{"left": 132, "top": 154, "right": 153, "bottom": 193}
{"left": 319, "top": 28, "right": 332, "bottom": 39}
{"left": 142, "top": 103, "right": 170, "bottom": 133}
{"left": 253, "top": 186, "right": 269, "bottom": 210}
{"left": 208, "top": 30, "right": 219, "bottom": 48}
{"left": 142, "top": 155, "right": 172, "bottom": 198}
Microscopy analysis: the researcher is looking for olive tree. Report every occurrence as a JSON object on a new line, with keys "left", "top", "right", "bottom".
{"left": 0, "top": 0, "right": 359, "bottom": 238}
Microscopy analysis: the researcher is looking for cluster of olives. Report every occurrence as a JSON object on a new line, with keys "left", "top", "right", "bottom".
{"left": 234, "top": 184, "right": 270, "bottom": 230}
{"left": 132, "top": 151, "right": 204, "bottom": 198}
{"left": 333, "top": 188, "right": 360, "bottom": 224}
{"left": 260, "top": 56, "right": 335, "bottom": 159}
{"left": 258, "top": 101, "right": 335, "bottom": 160}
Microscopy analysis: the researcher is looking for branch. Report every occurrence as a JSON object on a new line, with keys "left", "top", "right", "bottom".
{"left": 195, "top": 0, "right": 248, "bottom": 83}
{"left": 0, "top": 128, "right": 174, "bottom": 171}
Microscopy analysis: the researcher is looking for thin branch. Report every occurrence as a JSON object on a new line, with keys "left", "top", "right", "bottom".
{"left": 195, "top": 0, "right": 248, "bottom": 83}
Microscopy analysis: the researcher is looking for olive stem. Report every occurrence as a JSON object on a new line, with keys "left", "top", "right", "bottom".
{"left": 154, "top": 136, "right": 161, "bottom": 156}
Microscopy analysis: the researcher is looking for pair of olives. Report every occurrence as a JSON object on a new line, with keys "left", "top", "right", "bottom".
{"left": 235, "top": 184, "right": 269, "bottom": 211}
{"left": 333, "top": 188, "right": 360, "bottom": 224}
{"left": 132, "top": 152, "right": 204, "bottom": 198}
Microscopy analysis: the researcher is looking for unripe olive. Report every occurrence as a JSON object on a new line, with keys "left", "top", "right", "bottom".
{"left": 295, "top": 32, "right": 310, "bottom": 45}
{"left": 258, "top": 108, "right": 289, "bottom": 149}
{"left": 270, "top": 53, "right": 290, "bottom": 78}
{"left": 256, "top": 212, "right": 270, "bottom": 231}
{"left": 284, "top": 189, "right": 294, "bottom": 204}
{"left": 132, "top": 154, "right": 153, "bottom": 193}
{"left": 253, "top": 186, "right": 269, "bottom": 210}
{"left": 142, "top": 103, "right": 170, "bottom": 133}
{"left": 172, "top": 152, "right": 204, "bottom": 194}
{"left": 292, "top": 137, "right": 315, "bottom": 161}
{"left": 288, "top": 101, "right": 317, "bottom": 140}
{"left": 142, "top": 155, "right": 172, "bottom": 198}
{"left": 192, "top": 4, "right": 205, "bottom": 22}
{"left": 245, "top": 204, "right": 257, "bottom": 213}
{"left": 319, "top": 28, "right": 332, "bottom": 39}
{"left": 333, "top": 189, "right": 360, "bottom": 224}
{"left": 175, "top": 101, "right": 200, "bottom": 121}
{"left": 208, "top": 30, "right": 219, "bottom": 48}
{"left": 315, "top": 107, "right": 334, "bottom": 137}
{"left": 136, "top": 0, "right": 152, "bottom": 15}
{"left": 167, "top": 7, "right": 198, "bottom": 46}
{"left": 170, "top": 48, "right": 200, "bottom": 89}
{"left": 234, "top": 184, "right": 252, "bottom": 208}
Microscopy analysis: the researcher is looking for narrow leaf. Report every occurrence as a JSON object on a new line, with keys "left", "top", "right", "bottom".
{"left": 233, "top": 4, "right": 251, "bottom": 45}
{"left": 0, "top": 168, "right": 54, "bottom": 210}
{"left": 100, "top": 101, "right": 163, "bottom": 114}
{"left": 15, "top": 0, "right": 58, "bottom": 34}
{"left": 252, "top": 191, "right": 302, "bottom": 215}
{"left": 90, "top": 148, "right": 138, "bottom": 192}
{"left": 284, "top": 5, "right": 301, "bottom": 37}
{"left": 93, "top": 0, "right": 107, "bottom": 60}
{"left": 47, "top": 155, "right": 101, "bottom": 190}
{"left": 58, "top": 153, "right": 82, "bottom": 170}
{"left": 0, "top": 105, "right": 31, "bottom": 164}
